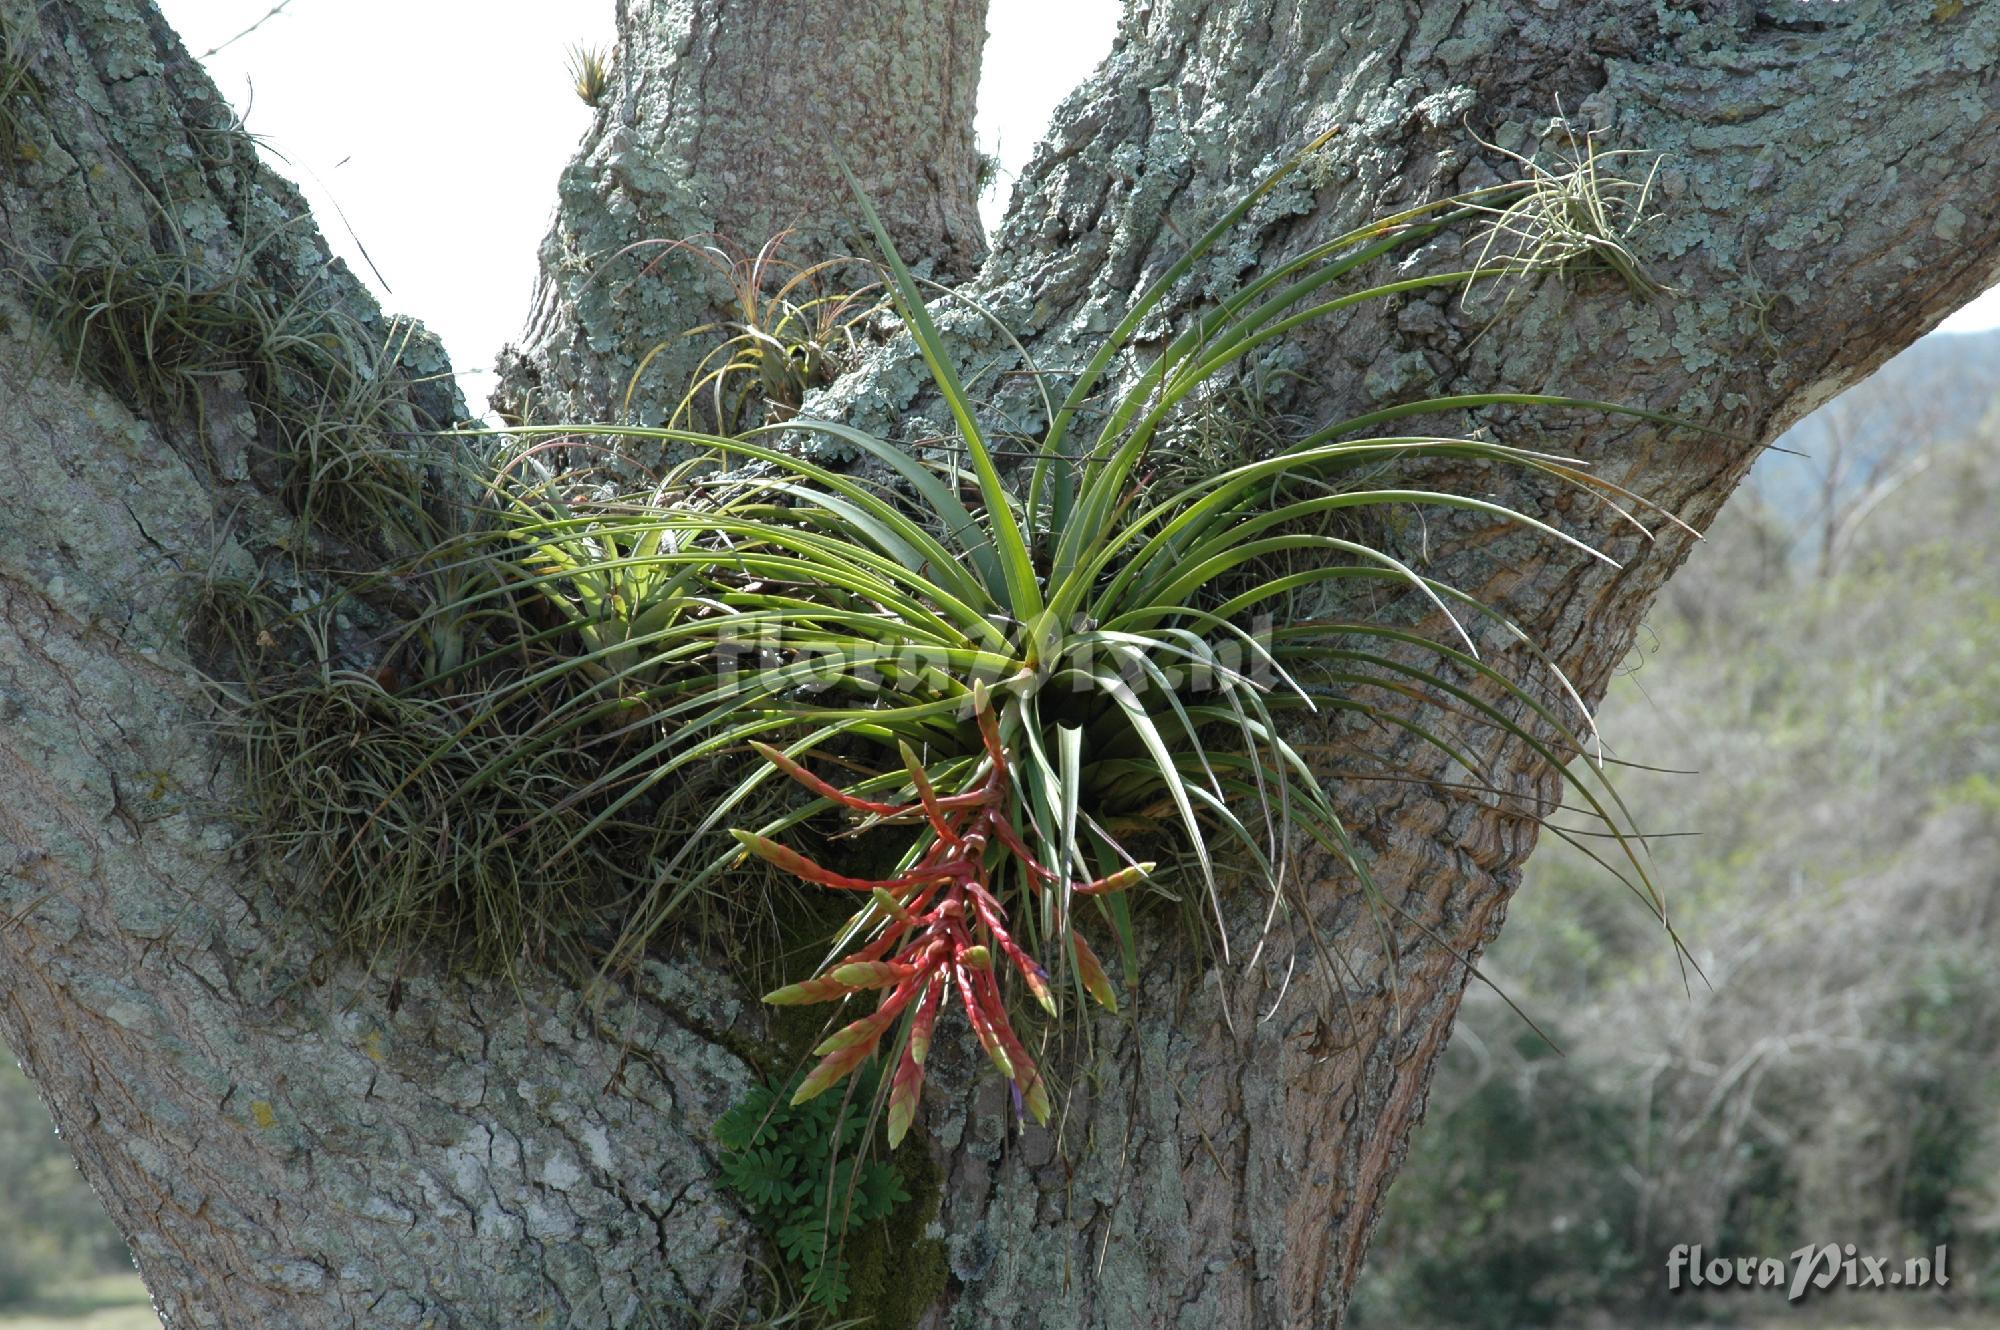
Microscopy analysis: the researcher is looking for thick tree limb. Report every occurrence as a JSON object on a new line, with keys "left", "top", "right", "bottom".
{"left": 866, "top": 4, "right": 2000, "bottom": 1323}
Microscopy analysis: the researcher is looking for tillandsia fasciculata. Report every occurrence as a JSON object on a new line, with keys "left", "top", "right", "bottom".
{"left": 314, "top": 127, "right": 1691, "bottom": 1140}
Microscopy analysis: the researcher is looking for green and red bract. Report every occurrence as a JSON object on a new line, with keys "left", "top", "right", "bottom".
{"left": 736, "top": 688, "right": 1147, "bottom": 1147}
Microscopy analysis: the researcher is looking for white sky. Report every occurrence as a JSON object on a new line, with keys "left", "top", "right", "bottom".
{"left": 153, "top": 0, "right": 2000, "bottom": 417}
{"left": 153, "top": 0, "right": 1123, "bottom": 414}
{"left": 1937, "top": 286, "right": 2000, "bottom": 332}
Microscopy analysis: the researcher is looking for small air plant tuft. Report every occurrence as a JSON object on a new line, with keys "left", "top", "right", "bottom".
{"left": 1463, "top": 116, "right": 1667, "bottom": 307}
{"left": 27, "top": 218, "right": 455, "bottom": 555}
{"left": 566, "top": 42, "right": 610, "bottom": 107}
{"left": 974, "top": 149, "right": 1003, "bottom": 196}
{"left": 0, "top": 1, "right": 41, "bottom": 159}
{"left": 614, "top": 230, "right": 884, "bottom": 431}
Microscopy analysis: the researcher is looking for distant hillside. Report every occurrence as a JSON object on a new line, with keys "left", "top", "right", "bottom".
{"left": 1753, "top": 326, "right": 2000, "bottom": 518}
{"left": 1355, "top": 333, "right": 2000, "bottom": 1330}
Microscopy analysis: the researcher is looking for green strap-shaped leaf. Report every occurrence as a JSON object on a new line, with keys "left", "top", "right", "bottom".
{"left": 838, "top": 162, "right": 1045, "bottom": 621}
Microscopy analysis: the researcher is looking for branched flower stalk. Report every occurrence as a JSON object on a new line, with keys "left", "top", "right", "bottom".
{"left": 738, "top": 686, "right": 1138, "bottom": 1143}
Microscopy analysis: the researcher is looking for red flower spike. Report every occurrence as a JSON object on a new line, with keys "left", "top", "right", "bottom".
{"left": 762, "top": 975, "right": 858, "bottom": 1005}
{"left": 972, "top": 685, "right": 1008, "bottom": 770}
{"left": 844, "top": 927, "right": 911, "bottom": 969}
{"left": 750, "top": 741, "right": 913, "bottom": 817}
{"left": 831, "top": 960, "right": 914, "bottom": 989}
{"left": 964, "top": 884, "right": 1057, "bottom": 1013}
{"left": 731, "top": 830, "right": 957, "bottom": 891}
{"left": 793, "top": 1041, "right": 876, "bottom": 1106}
{"left": 870, "top": 886, "right": 920, "bottom": 925}
{"left": 898, "top": 741, "right": 963, "bottom": 848}
{"left": 1023, "top": 1076, "right": 1052, "bottom": 1125}
{"left": 972, "top": 895, "right": 1027, "bottom": 949}
{"left": 730, "top": 830, "right": 873, "bottom": 889}
{"left": 987, "top": 816, "right": 1057, "bottom": 883}
{"left": 886, "top": 1041, "right": 925, "bottom": 1146}
{"left": 1074, "top": 861, "right": 1155, "bottom": 896}
{"left": 979, "top": 974, "right": 1052, "bottom": 1126}
{"left": 988, "top": 928, "right": 1056, "bottom": 1015}
{"left": 813, "top": 973, "right": 929, "bottom": 1056}
{"left": 1017, "top": 956, "right": 1057, "bottom": 1017}
{"left": 954, "top": 962, "right": 1016, "bottom": 1080}
{"left": 813, "top": 1009, "right": 894, "bottom": 1058}
{"left": 907, "top": 975, "right": 942, "bottom": 1067}
{"left": 1071, "top": 930, "right": 1118, "bottom": 1013}
{"left": 997, "top": 1030, "right": 1052, "bottom": 1127}
{"left": 737, "top": 692, "right": 1116, "bottom": 1144}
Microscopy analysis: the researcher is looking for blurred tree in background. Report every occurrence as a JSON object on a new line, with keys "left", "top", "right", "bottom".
{"left": 0, "top": 1059, "right": 134, "bottom": 1307}
{"left": 1354, "top": 334, "right": 2000, "bottom": 1328}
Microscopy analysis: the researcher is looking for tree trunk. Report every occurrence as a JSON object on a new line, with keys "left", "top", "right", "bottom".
{"left": 491, "top": 0, "right": 990, "bottom": 427}
{"left": 3, "top": 2, "right": 1998, "bottom": 1328}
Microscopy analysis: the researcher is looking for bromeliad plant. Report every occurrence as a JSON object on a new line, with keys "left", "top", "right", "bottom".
{"left": 394, "top": 131, "right": 1690, "bottom": 1139}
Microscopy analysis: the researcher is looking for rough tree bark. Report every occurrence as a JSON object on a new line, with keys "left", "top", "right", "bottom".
{"left": 492, "top": 0, "right": 990, "bottom": 427}
{"left": 2, "top": 2, "right": 1998, "bottom": 1328}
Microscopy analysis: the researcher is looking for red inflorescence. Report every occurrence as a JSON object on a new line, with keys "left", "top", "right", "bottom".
{"left": 734, "top": 695, "right": 1140, "bottom": 1146}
